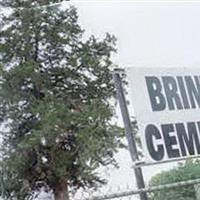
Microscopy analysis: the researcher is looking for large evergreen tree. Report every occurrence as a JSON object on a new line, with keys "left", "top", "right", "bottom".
{"left": 0, "top": 1, "right": 123, "bottom": 200}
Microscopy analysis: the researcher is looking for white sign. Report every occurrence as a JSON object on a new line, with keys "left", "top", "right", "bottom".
{"left": 126, "top": 67, "right": 200, "bottom": 162}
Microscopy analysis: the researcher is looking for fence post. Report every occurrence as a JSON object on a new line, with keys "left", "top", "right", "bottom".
{"left": 195, "top": 184, "right": 200, "bottom": 200}
{"left": 113, "top": 70, "right": 148, "bottom": 200}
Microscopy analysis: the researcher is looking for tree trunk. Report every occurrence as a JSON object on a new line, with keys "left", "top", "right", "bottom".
{"left": 54, "top": 181, "right": 69, "bottom": 200}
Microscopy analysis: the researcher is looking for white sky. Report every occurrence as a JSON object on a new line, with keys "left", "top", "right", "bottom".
{"left": 60, "top": 1, "right": 200, "bottom": 199}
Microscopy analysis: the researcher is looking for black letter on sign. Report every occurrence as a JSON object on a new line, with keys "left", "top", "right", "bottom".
{"left": 162, "top": 76, "right": 183, "bottom": 110}
{"left": 185, "top": 76, "right": 200, "bottom": 109}
{"left": 145, "top": 124, "right": 164, "bottom": 161}
{"left": 161, "top": 124, "right": 180, "bottom": 158}
{"left": 145, "top": 76, "right": 166, "bottom": 111}
{"left": 177, "top": 76, "right": 190, "bottom": 109}
{"left": 176, "top": 122, "right": 200, "bottom": 156}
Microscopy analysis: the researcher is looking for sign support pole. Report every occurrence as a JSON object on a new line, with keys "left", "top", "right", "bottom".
{"left": 113, "top": 70, "right": 148, "bottom": 200}
{"left": 195, "top": 184, "right": 200, "bottom": 200}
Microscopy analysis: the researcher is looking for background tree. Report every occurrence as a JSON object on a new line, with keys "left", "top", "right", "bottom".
{"left": 0, "top": 1, "right": 123, "bottom": 200}
{"left": 149, "top": 160, "right": 200, "bottom": 200}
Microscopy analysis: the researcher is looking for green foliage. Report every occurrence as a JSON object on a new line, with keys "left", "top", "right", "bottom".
{"left": 149, "top": 160, "right": 200, "bottom": 200}
{"left": 0, "top": 1, "right": 123, "bottom": 199}
{"left": 0, "top": 0, "right": 63, "bottom": 8}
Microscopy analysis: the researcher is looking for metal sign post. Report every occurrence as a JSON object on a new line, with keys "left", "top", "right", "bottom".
{"left": 195, "top": 184, "right": 200, "bottom": 200}
{"left": 113, "top": 70, "right": 148, "bottom": 200}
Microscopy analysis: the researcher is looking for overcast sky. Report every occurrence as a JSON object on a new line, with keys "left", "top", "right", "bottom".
{"left": 70, "top": 1, "right": 200, "bottom": 67}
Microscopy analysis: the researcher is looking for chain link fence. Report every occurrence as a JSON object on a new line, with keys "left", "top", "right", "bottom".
{"left": 68, "top": 178, "right": 200, "bottom": 200}
{"left": 34, "top": 176, "right": 200, "bottom": 200}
